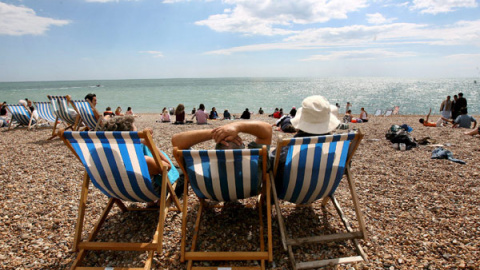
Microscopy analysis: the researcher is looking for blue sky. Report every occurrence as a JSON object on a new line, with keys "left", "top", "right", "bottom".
{"left": 0, "top": 0, "right": 479, "bottom": 82}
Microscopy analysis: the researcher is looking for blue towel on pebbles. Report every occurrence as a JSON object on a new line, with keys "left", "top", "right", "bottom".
{"left": 431, "top": 147, "right": 465, "bottom": 164}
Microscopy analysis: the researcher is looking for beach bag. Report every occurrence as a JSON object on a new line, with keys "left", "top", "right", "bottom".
{"left": 386, "top": 125, "right": 417, "bottom": 149}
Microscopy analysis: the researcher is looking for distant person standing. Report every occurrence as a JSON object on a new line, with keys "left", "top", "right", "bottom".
{"left": 439, "top": 96, "right": 452, "bottom": 119}
{"left": 346, "top": 102, "right": 352, "bottom": 113}
{"left": 456, "top": 92, "right": 467, "bottom": 113}
{"left": 451, "top": 95, "right": 459, "bottom": 120}
{"left": 258, "top": 107, "right": 264, "bottom": 114}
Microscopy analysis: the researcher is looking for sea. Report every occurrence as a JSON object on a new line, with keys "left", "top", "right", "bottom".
{"left": 0, "top": 77, "right": 479, "bottom": 115}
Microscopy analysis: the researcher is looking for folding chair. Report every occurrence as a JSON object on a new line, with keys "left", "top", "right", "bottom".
{"left": 59, "top": 129, "right": 182, "bottom": 270}
{"left": 6, "top": 104, "right": 35, "bottom": 130}
{"left": 373, "top": 109, "right": 382, "bottom": 117}
{"left": 271, "top": 131, "right": 367, "bottom": 269}
{"left": 47, "top": 95, "right": 79, "bottom": 139}
{"left": 33, "top": 101, "right": 59, "bottom": 128}
{"left": 384, "top": 109, "right": 393, "bottom": 117}
{"left": 67, "top": 95, "right": 103, "bottom": 131}
{"left": 173, "top": 146, "right": 272, "bottom": 270}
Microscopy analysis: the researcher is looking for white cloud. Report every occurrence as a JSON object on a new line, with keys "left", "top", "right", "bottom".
{"left": 204, "top": 19, "right": 480, "bottom": 55}
{"left": 139, "top": 51, "right": 164, "bottom": 58}
{"left": 195, "top": 0, "right": 368, "bottom": 36}
{"left": 411, "top": 0, "right": 478, "bottom": 14}
{"left": 0, "top": 3, "right": 70, "bottom": 36}
{"left": 366, "top": 13, "right": 396, "bottom": 24}
{"left": 301, "top": 49, "right": 416, "bottom": 61}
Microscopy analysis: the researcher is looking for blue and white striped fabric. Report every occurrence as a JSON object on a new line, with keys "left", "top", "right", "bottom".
{"left": 48, "top": 96, "right": 77, "bottom": 125}
{"left": 34, "top": 102, "right": 57, "bottom": 123}
{"left": 278, "top": 133, "right": 356, "bottom": 205}
{"left": 63, "top": 131, "right": 160, "bottom": 202}
{"left": 182, "top": 149, "right": 262, "bottom": 201}
{"left": 7, "top": 104, "right": 32, "bottom": 126}
{"left": 71, "top": 100, "right": 98, "bottom": 130}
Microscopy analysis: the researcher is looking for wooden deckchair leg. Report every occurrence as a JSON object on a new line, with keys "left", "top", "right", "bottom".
{"left": 345, "top": 166, "right": 367, "bottom": 241}
{"left": 269, "top": 172, "right": 288, "bottom": 251}
{"left": 287, "top": 245, "right": 297, "bottom": 270}
{"left": 180, "top": 179, "right": 190, "bottom": 263}
{"left": 154, "top": 172, "right": 170, "bottom": 253}
{"left": 49, "top": 116, "right": 59, "bottom": 140}
{"left": 265, "top": 170, "right": 273, "bottom": 262}
{"left": 73, "top": 172, "right": 90, "bottom": 252}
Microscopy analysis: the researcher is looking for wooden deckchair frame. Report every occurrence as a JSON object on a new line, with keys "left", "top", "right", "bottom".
{"left": 47, "top": 95, "right": 79, "bottom": 140}
{"left": 173, "top": 146, "right": 273, "bottom": 270}
{"left": 67, "top": 95, "right": 103, "bottom": 131}
{"left": 59, "top": 129, "right": 182, "bottom": 270}
{"left": 271, "top": 130, "right": 367, "bottom": 270}
{"left": 6, "top": 104, "right": 35, "bottom": 130}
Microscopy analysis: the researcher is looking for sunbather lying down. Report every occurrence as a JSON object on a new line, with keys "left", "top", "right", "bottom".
{"left": 419, "top": 108, "right": 452, "bottom": 127}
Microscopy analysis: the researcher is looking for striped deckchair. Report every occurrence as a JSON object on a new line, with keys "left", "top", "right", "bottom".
{"left": 34, "top": 101, "right": 57, "bottom": 124}
{"left": 47, "top": 95, "right": 78, "bottom": 139}
{"left": 67, "top": 96, "right": 103, "bottom": 131}
{"left": 173, "top": 146, "right": 272, "bottom": 270}
{"left": 6, "top": 104, "right": 35, "bottom": 130}
{"left": 384, "top": 109, "right": 393, "bottom": 117}
{"left": 59, "top": 129, "right": 182, "bottom": 270}
{"left": 271, "top": 131, "right": 367, "bottom": 269}
{"left": 374, "top": 109, "right": 382, "bottom": 116}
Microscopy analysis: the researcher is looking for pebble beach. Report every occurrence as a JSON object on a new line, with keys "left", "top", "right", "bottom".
{"left": 1, "top": 113, "right": 479, "bottom": 269}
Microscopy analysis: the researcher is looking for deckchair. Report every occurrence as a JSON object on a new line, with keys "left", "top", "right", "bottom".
{"left": 173, "top": 146, "right": 272, "bottom": 270}
{"left": 33, "top": 101, "right": 59, "bottom": 129}
{"left": 6, "top": 104, "right": 35, "bottom": 130}
{"left": 67, "top": 95, "right": 103, "bottom": 131}
{"left": 59, "top": 129, "right": 182, "bottom": 270}
{"left": 271, "top": 131, "right": 367, "bottom": 269}
{"left": 384, "top": 109, "right": 393, "bottom": 117}
{"left": 373, "top": 109, "right": 382, "bottom": 117}
{"left": 47, "top": 95, "right": 79, "bottom": 139}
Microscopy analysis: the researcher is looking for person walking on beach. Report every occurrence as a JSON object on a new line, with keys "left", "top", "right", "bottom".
{"left": 419, "top": 108, "right": 452, "bottom": 127}
{"left": 439, "top": 96, "right": 452, "bottom": 119}
{"left": 195, "top": 103, "right": 208, "bottom": 124}
{"left": 453, "top": 108, "right": 476, "bottom": 129}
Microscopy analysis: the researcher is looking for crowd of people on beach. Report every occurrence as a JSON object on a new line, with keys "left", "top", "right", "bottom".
{"left": 419, "top": 92, "right": 478, "bottom": 136}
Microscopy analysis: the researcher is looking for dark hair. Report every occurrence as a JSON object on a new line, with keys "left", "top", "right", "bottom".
{"left": 175, "top": 104, "right": 185, "bottom": 114}
{"left": 85, "top": 93, "right": 96, "bottom": 102}
{"left": 419, "top": 118, "right": 425, "bottom": 124}
{"left": 283, "top": 124, "right": 296, "bottom": 133}
{"left": 460, "top": 108, "right": 468, "bottom": 114}
{"left": 458, "top": 93, "right": 463, "bottom": 97}
{"left": 106, "top": 106, "right": 111, "bottom": 110}
{"left": 127, "top": 107, "right": 132, "bottom": 111}
{"left": 199, "top": 103, "right": 205, "bottom": 110}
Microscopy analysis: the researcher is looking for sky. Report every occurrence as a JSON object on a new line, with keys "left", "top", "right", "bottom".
{"left": 0, "top": 0, "right": 479, "bottom": 82}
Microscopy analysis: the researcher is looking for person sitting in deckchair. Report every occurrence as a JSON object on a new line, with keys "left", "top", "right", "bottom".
{"left": 172, "top": 120, "right": 271, "bottom": 151}
{"left": 419, "top": 108, "right": 452, "bottom": 127}
{"left": 102, "top": 116, "right": 181, "bottom": 203}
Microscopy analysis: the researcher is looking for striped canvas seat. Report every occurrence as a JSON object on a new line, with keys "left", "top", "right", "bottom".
{"left": 6, "top": 104, "right": 34, "bottom": 130}
{"left": 63, "top": 131, "right": 160, "bottom": 202}
{"left": 59, "top": 129, "right": 182, "bottom": 270}
{"left": 34, "top": 101, "right": 57, "bottom": 123}
{"left": 174, "top": 146, "right": 272, "bottom": 270}
{"left": 182, "top": 149, "right": 262, "bottom": 201}
{"left": 47, "top": 95, "right": 77, "bottom": 126}
{"left": 277, "top": 132, "right": 356, "bottom": 205}
{"left": 271, "top": 131, "right": 368, "bottom": 269}
{"left": 69, "top": 98, "right": 102, "bottom": 131}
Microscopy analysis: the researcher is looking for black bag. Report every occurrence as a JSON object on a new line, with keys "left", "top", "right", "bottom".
{"left": 386, "top": 125, "right": 418, "bottom": 149}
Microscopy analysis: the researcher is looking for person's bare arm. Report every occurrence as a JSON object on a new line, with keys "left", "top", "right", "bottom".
{"left": 172, "top": 129, "right": 213, "bottom": 150}
{"left": 212, "top": 121, "right": 272, "bottom": 145}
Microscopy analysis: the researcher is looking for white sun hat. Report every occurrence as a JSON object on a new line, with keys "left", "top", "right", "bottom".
{"left": 290, "top": 95, "right": 340, "bottom": 134}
